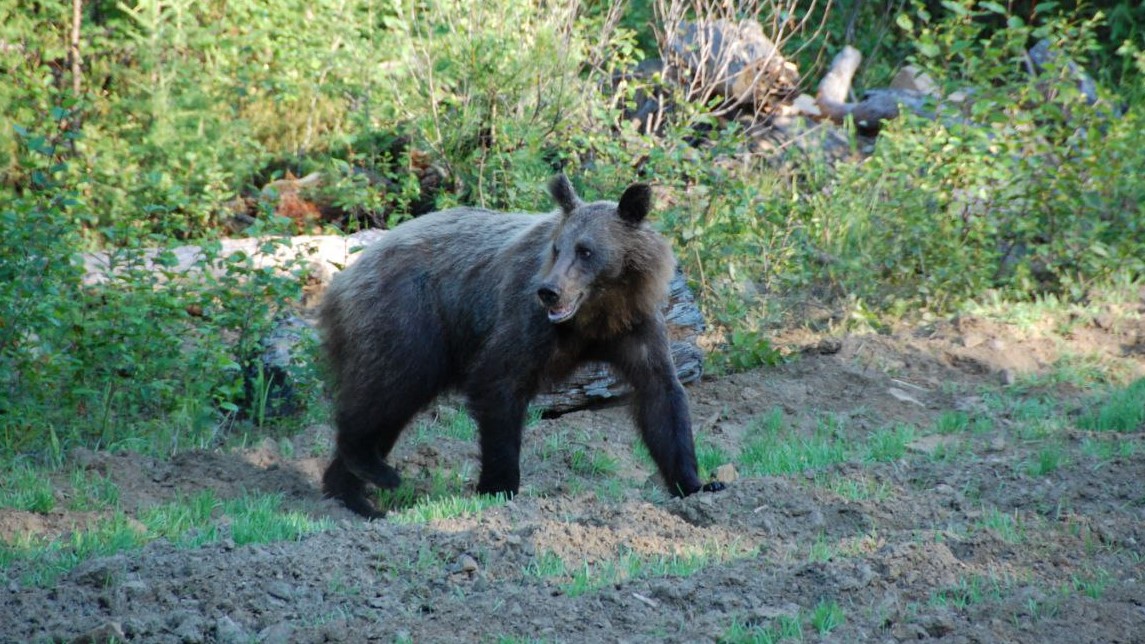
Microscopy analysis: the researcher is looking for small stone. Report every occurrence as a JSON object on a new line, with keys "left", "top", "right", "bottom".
{"left": 1000, "top": 369, "right": 1017, "bottom": 386}
{"left": 713, "top": 464, "right": 739, "bottom": 484}
{"left": 70, "top": 555, "right": 126, "bottom": 588}
{"left": 214, "top": 616, "right": 248, "bottom": 644}
{"left": 460, "top": 554, "right": 479, "bottom": 573}
{"left": 988, "top": 436, "right": 1006, "bottom": 452}
{"left": 266, "top": 581, "right": 294, "bottom": 601}
{"left": 69, "top": 621, "right": 125, "bottom": 644}
{"left": 257, "top": 623, "right": 294, "bottom": 644}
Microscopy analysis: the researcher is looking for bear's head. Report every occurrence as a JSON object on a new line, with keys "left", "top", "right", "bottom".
{"left": 536, "top": 174, "right": 675, "bottom": 336}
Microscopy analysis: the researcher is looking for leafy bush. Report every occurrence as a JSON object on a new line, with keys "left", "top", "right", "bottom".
{"left": 806, "top": 1, "right": 1145, "bottom": 310}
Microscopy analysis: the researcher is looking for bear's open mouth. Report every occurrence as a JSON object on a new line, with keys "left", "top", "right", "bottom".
{"left": 547, "top": 293, "right": 584, "bottom": 324}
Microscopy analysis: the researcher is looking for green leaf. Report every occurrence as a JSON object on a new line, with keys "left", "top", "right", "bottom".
{"left": 980, "top": 1, "right": 1007, "bottom": 14}
{"left": 896, "top": 14, "right": 914, "bottom": 31}
{"left": 940, "top": 1, "right": 972, "bottom": 16}
{"left": 917, "top": 42, "right": 941, "bottom": 58}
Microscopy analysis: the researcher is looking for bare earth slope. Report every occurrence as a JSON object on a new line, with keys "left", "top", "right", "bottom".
{"left": 3, "top": 309, "right": 1144, "bottom": 643}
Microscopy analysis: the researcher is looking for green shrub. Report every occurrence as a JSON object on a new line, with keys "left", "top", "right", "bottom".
{"left": 812, "top": 2, "right": 1145, "bottom": 310}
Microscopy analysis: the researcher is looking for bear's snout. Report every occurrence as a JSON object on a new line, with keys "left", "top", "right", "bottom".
{"left": 537, "top": 286, "right": 560, "bottom": 306}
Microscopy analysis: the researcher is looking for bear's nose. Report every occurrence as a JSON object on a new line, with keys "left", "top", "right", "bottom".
{"left": 537, "top": 286, "right": 560, "bottom": 306}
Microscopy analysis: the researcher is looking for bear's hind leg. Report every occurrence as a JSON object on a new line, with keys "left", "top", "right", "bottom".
{"left": 322, "top": 453, "right": 387, "bottom": 520}
{"left": 334, "top": 407, "right": 404, "bottom": 490}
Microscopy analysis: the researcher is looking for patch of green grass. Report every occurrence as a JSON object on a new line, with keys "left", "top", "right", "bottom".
{"left": 439, "top": 407, "right": 478, "bottom": 441}
{"left": 865, "top": 424, "right": 915, "bottom": 462}
{"left": 722, "top": 613, "right": 804, "bottom": 644}
{"left": 5, "top": 513, "right": 146, "bottom": 587}
{"left": 929, "top": 574, "right": 1007, "bottom": 611}
{"left": 526, "top": 551, "right": 566, "bottom": 578}
{"left": 1077, "top": 378, "right": 1145, "bottom": 432}
{"left": 1009, "top": 396, "right": 1057, "bottom": 422}
{"left": 389, "top": 492, "right": 508, "bottom": 525}
{"left": 412, "top": 406, "right": 478, "bottom": 444}
{"left": 970, "top": 415, "right": 994, "bottom": 434}
{"left": 928, "top": 440, "right": 968, "bottom": 462}
{"left": 805, "top": 533, "right": 833, "bottom": 563}
{"left": 539, "top": 428, "right": 572, "bottom": 463}
{"left": 1072, "top": 569, "right": 1111, "bottom": 599}
{"left": 0, "top": 463, "right": 56, "bottom": 512}
{"left": 138, "top": 489, "right": 221, "bottom": 546}
{"left": 935, "top": 411, "right": 970, "bottom": 434}
{"left": 65, "top": 469, "right": 121, "bottom": 511}
{"left": 1025, "top": 444, "right": 1068, "bottom": 476}
{"left": 739, "top": 413, "right": 847, "bottom": 477}
{"left": 1015, "top": 415, "right": 1066, "bottom": 441}
{"left": 529, "top": 541, "right": 755, "bottom": 598}
{"left": 1019, "top": 353, "right": 1126, "bottom": 391}
{"left": 979, "top": 508, "right": 1026, "bottom": 544}
{"left": 1080, "top": 437, "right": 1137, "bottom": 460}
{"left": 813, "top": 474, "right": 892, "bottom": 502}
{"left": 629, "top": 438, "right": 655, "bottom": 469}
{"left": 375, "top": 465, "right": 496, "bottom": 519}
{"left": 697, "top": 440, "right": 731, "bottom": 480}
{"left": 223, "top": 494, "right": 331, "bottom": 545}
{"left": 4, "top": 489, "right": 331, "bottom": 588}
{"left": 809, "top": 599, "right": 845, "bottom": 635}
{"left": 568, "top": 445, "right": 619, "bottom": 478}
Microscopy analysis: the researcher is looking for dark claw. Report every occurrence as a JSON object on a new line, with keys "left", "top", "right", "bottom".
{"left": 701, "top": 480, "right": 727, "bottom": 493}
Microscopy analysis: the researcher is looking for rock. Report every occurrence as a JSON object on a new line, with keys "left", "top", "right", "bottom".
{"left": 69, "top": 555, "right": 126, "bottom": 589}
{"left": 171, "top": 613, "right": 207, "bottom": 643}
{"left": 906, "top": 435, "right": 959, "bottom": 456}
{"left": 460, "top": 554, "right": 479, "bottom": 573}
{"left": 663, "top": 18, "right": 799, "bottom": 113}
{"left": 257, "top": 623, "right": 295, "bottom": 644}
{"left": 69, "top": 621, "right": 125, "bottom": 644}
{"left": 713, "top": 463, "right": 739, "bottom": 484}
{"left": 214, "top": 616, "right": 249, "bottom": 644}
{"left": 266, "top": 581, "right": 295, "bottom": 601}
{"left": 890, "top": 65, "right": 939, "bottom": 96}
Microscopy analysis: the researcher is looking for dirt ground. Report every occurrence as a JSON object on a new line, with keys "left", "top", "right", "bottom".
{"left": 3, "top": 306, "right": 1145, "bottom": 643}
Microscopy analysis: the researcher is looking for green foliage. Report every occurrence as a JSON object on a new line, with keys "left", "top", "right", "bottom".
{"left": 1, "top": 121, "right": 312, "bottom": 458}
{"left": 383, "top": 0, "right": 592, "bottom": 209}
{"left": 739, "top": 412, "right": 848, "bottom": 476}
{"left": 1077, "top": 378, "right": 1145, "bottom": 431}
{"left": 865, "top": 424, "right": 916, "bottom": 462}
{"left": 528, "top": 541, "right": 755, "bottom": 598}
{"left": 812, "top": 1, "right": 1145, "bottom": 310}
{"left": 809, "top": 599, "right": 846, "bottom": 635}
{"left": 0, "top": 464, "right": 56, "bottom": 513}
{"left": 722, "top": 613, "right": 804, "bottom": 644}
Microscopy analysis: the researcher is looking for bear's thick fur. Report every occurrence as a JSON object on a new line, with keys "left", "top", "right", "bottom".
{"left": 319, "top": 175, "right": 711, "bottom": 517}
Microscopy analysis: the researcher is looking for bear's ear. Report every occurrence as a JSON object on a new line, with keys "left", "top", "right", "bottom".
{"left": 548, "top": 174, "right": 581, "bottom": 215}
{"left": 617, "top": 183, "right": 652, "bottom": 225}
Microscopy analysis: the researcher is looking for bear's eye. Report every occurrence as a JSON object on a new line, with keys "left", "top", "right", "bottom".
{"left": 575, "top": 246, "right": 593, "bottom": 260}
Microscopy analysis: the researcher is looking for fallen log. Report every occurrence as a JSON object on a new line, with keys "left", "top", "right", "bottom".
{"left": 83, "top": 229, "right": 708, "bottom": 415}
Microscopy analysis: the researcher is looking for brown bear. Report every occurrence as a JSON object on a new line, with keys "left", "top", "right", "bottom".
{"left": 319, "top": 174, "right": 721, "bottom": 518}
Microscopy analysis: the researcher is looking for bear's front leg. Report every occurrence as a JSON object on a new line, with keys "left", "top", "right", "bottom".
{"left": 466, "top": 382, "right": 529, "bottom": 497}
{"left": 610, "top": 319, "right": 719, "bottom": 497}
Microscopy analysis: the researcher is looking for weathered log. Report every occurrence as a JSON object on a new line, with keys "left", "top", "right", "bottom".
{"left": 815, "top": 46, "right": 937, "bottom": 135}
{"left": 83, "top": 229, "right": 708, "bottom": 415}
{"left": 816, "top": 45, "right": 862, "bottom": 121}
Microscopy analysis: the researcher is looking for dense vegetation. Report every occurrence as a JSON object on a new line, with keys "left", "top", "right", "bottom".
{"left": 2, "top": 0, "right": 1143, "bottom": 459}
